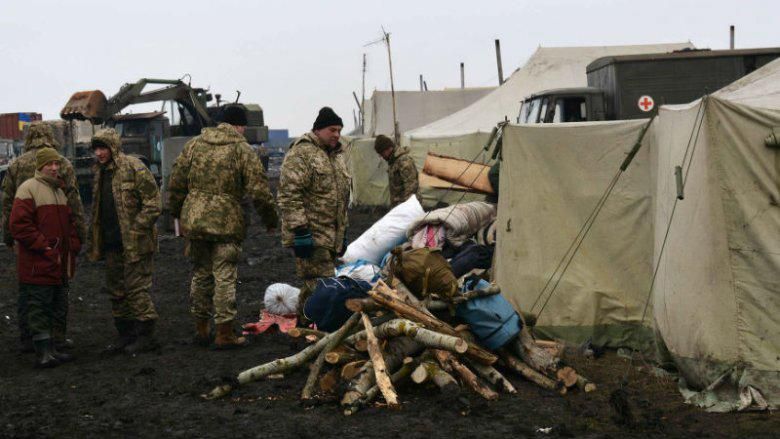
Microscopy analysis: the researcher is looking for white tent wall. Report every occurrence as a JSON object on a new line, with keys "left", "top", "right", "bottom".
{"left": 495, "top": 120, "right": 655, "bottom": 350}
{"left": 345, "top": 137, "right": 390, "bottom": 207}
{"left": 652, "top": 94, "right": 780, "bottom": 411}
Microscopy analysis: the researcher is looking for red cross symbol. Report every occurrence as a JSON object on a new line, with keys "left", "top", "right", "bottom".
{"left": 638, "top": 95, "right": 654, "bottom": 112}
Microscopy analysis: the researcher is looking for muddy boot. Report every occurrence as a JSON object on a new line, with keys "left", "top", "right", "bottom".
{"left": 104, "top": 318, "right": 136, "bottom": 354}
{"left": 214, "top": 321, "right": 248, "bottom": 349}
{"left": 50, "top": 340, "right": 74, "bottom": 364}
{"left": 124, "top": 320, "right": 158, "bottom": 354}
{"left": 33, "top": 337, "right": 61, "bottom": 369}
{"left": 193, "top": 319, "right": 211, "bottom": 347}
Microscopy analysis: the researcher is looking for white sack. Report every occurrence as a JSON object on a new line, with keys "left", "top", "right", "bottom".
{"left": 263, "top": 283, "right": 300, "bottom": 315}
{"left": 342, "top": 194, "right": 425, "bottom": 264}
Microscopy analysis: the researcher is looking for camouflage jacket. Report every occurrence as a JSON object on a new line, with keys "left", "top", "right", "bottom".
{"left": 2, "top": 124, "right": 86, "bottom": 247}
{"left": 387, "top": 146, "right": 419, "bottom": 207}
{"left": 278, "top": 132, "right": 350, "bottom": 252}
{"left": 168, "top": 123, "right": 278, "bottom": 243}
{"left": 88, "top": 128, "right": 161, "bottom": 262}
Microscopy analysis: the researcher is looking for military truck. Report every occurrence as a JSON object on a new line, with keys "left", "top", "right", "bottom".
{"left": 59, "top": 78, "right": 268, "bottom": 202}
{"left": 518, "top": 47, "right": 780, "bottom": 124}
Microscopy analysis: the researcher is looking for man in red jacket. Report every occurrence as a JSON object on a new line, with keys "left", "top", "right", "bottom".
{"left": 9, "top": 148, "right": 81, "bottom": 368}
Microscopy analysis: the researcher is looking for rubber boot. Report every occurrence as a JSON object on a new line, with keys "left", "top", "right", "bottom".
{"left": 33, "top": 337, "right": 61, "bottom": 369}
{"left": 194, "top": 319, "right": 211, "bottom": 347}
{"left": 124, "top": 320, "right": 158, "bottom": 354}
{"left": 104, "top": 318, "right": 136, "bottom": 354}
{"left": 214, "top": 322, "right": 248, "bottom": 349}
{"left": 50, "top": 339, "right": 74, "bottom": 363}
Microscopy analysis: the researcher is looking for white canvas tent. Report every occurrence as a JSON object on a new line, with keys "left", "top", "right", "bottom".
{"left": 494, "top": 59, "right": 780, "bottom": 411}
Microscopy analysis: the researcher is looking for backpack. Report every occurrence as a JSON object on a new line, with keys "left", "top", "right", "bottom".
{"left": 390, "top": 247, "right": 459, "bottom": 300}
{"left": 455, "top": 278, "right": 522, "bottom": 350}
{"left": 303, "top": 276, "right": 371, "bottom": 332}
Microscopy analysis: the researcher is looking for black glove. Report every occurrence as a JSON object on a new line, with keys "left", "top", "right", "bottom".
{"left": 293, "top": 227, "right": 313, "bottom": 259}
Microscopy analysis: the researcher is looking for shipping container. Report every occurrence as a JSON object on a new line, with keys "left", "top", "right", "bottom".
{"left": 0, "top": 112, "right": 42, "bottom": 140}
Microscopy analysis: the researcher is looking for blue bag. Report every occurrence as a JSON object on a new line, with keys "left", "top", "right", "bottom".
{"left": 303, "top": 277, "right": 371, "bottom": 332}
{"left": 455, "top": 279, "right": 522, "bottom": 350}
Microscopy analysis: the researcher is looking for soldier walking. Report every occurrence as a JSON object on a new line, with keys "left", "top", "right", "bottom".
{"left": 278, "top": 107, "right": 350, "bottom": 323}
{"left": 8, "top": 148, "right": 81, "bottom": 367}
{"left": 2, "top": 122, "right": 86, "bottom": 352}
{"left": 88, "top": 128, "right": 161, "bottom": 354}
{"left": 373, "top": 134, "right": 419, "bottom": 207}
{"left": 168, "top": 107, "right": 278, "bottom": 349}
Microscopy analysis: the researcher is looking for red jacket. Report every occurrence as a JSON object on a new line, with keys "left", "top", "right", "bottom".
{"left": 9, "top": 171, "right": 81, "bottom": 285}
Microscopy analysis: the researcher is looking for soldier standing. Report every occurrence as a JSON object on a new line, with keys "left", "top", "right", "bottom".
{"left": 168, "top": 107, "right": 278, "bottom": 349}
{"left": 278, "top": 107, "right": 350, "bottom": 322}
{"left": 373, "top": 134, "right": 419, "bottom": 207}
{"left": 2, "top": 122, "right": 86, "bottom": 352}
{"left": 88, "top": 128, "right": 161, "bottom": 354}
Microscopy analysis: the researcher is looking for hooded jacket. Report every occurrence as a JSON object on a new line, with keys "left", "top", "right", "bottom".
{"left": 87, "top": 128, "right": 161, "bottom": 262}
{"left": 9, "top": 170, "right": 81, "bottom": 285}
{"left": 168, "top": 123, "right": 277, "bottom": 242}
{"left": 278, "top": 132, "right": 350, "bottom": 252}
{"left": 387, "top": 146, "right": 419, "bottom": 207}
{"left": 2, "top": 122, "right": 86, "bottom": 247}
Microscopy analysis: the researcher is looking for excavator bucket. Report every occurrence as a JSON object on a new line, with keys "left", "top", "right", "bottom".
{"left": 60, "top": 90, "right": 108, "bottom": 122}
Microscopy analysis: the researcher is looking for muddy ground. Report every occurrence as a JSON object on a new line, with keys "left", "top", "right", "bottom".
{"left": 0, "top": 208, "right": 776, "bottom": 439}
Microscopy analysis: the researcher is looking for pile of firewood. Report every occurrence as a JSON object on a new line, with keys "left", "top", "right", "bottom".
{"left": 202, "top": 279, "right": 595, "bottom": 414}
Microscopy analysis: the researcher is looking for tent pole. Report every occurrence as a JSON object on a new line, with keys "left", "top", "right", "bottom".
{"left": 384, "top": 29, "right": 399, "bottom": 145}
{"left": 361, "top": 53, "right": 367, "bottom": 134}
{"left": 495, "top": 39, "right": 504, "bottom": 85}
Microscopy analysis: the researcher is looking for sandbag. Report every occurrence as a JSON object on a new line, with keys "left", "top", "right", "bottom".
{"left": 303, "top": 277, "right": 371, "bottom": 332}
{"left": 456, "top": 278, "right": 521, "bottom": 350}
{"left": 342, "top": 194, "right": 424, "bottom": 264}
{"left": 391, "top": 247, "right": 458, "bottom": 300}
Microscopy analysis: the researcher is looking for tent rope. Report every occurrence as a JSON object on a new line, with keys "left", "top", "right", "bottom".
{"left": 528, "top": 114, "right": 658, "bottom": 318}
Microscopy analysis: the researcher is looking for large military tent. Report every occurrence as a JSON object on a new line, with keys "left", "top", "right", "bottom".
{"left": 494, "top": 59, "right": 780, "bottom": 411}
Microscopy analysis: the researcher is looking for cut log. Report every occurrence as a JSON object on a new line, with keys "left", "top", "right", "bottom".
{"left": 344, "top": 357, "right": 417, "bottom": 416}
{"left": 204, "top": 321, "right": 352, "bottom": 400}
{"left": 511, "top": 327, "right": 558, "bottom": 374}
{"left": 287, "top": 327, "right": 327, "bottom": 339}
{"left": 369, "top": 281, "right": 497, "bottom": 365}
{"left": 465, "top": 359, "right": 517, "bottom": 394}
{"left": 302, "top": 313, "right": 361, "bottom": 400}
{"left": 353, "top": 339, "right": 368, "bottom": 352}
{"left": 340, "top": 360, "right": 367, "bottom": 381}
{"left": 576, "top": 374, "right": 597, "bottom": 393}
{"left": 325, "top": 351, "right": 364, "bottom": 365}
{"left": 345, "top": 319, "right": 468, "bottom": 354}
{"left": 499, "top": 349, "right": 564, "bottom": 394}
{"left": 556, "top": 366, "right": 578, "bottom": 388}
{"left": 345, "top": 297, "right": 381, "bottom": 313}
{"left": 361, "top": 313, "right": 399, "bottom": 408}
{"left": 433, "top": 350, "right": 498, "bottom": 401}
{"left": 412, "top": 360, "right": 460, "bottom": 395}
{"left": 451, "top": 284, "right": 501, "bottom": 304}
{"left": 319, "top": 369, "right": 340, "bottom": 393}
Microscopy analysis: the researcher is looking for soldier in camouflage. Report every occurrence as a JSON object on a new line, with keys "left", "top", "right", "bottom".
{"left": 278, "top": 107, "right": 350, "bottom": 323}
{"left": 374, "top": 134, "right": 419, "bottom": 207}
{"left": 1, "top": 122, "right": 86, "bottom": 352}
{"left": 168, "top": 106, "right": 278, "bottom": 349}
{"left": 88, "top": 128, "right": 161, "bottom": 354}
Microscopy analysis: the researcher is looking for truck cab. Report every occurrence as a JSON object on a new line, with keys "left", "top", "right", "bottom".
{"left": 518, "top": 87, "right": 605, "bottom": 124}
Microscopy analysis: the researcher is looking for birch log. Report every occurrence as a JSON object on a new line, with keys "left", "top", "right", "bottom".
{"left": 361, "top": 313, "right": 399, "bottom": 408}
{"left": 302, "top": 313, "right": 360, "bottom": 400}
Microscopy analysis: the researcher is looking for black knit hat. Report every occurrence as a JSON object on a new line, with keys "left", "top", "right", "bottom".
{"left": 374, "top": 134, "right": 395, "bottom": 154}
{"left": 312, "top": 107, "right": 343, "bottom": 131}
{"left": 222, "top": 106, "right": 248, "bottom": 126}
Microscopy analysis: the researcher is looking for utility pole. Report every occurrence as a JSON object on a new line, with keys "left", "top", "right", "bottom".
{"left": 730, "top": 25, "right": 735, "bottom": 49}
{"left": 495, "top": 39, "right": 505, "bottom": 85}
{"left": 460, "top": 62, "right": 465, "bottom": 89}
{"left": 419, "top": 74, "right": 424, "bottom": 92}
{"left": 361, "top": 53, "right": 366, "bottom": 134}
{"left": 366, "top": 27, "right": 399, "bottom": 144}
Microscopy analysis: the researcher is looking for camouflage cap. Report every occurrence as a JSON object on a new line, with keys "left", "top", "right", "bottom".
{"left": 24, "top": 122, "right": 60, "bottom": 150}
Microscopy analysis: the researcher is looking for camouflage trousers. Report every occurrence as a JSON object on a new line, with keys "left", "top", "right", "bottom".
{"left": 104, "top": 250, "right": 159, "bottom": 321}
{"left": 295, "top": 246, "right": 336, "bottom": 322}
{"left": 17, "top": 267, "right": 69, "bottom": 343}
{"left": 188, "top": 240, "right": 241, "bottom": 325}
{"left": 20, "top": 283, "right": 68, "bottom": 341}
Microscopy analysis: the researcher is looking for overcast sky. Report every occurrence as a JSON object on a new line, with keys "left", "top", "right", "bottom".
{"left": 1, "top": 0, "right": 778, "bottom": 136}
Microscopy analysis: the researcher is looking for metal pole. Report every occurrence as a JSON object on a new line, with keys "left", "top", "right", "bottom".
{"left": 495, "top": 39, "right": 504, "bottom": 85}
{"left": 423, "top": 80, "right": 428, "bottom": 91}
{"left": 385, "top": 31, "right": 399, "bottom": 145}
{"left": 419, "top": 74, "right": 424, "bottom": 91}
{"left": 730, "top": 25, "right": 735, "bottom": 49}
{"left": 460, "top": 62, "right": 465, "bottom": 89}
{"left": 361, "top": 53, "right": 366, "bottom": 134}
